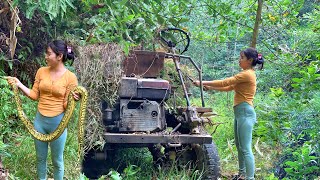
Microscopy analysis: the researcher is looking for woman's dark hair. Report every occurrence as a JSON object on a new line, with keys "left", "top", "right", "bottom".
{"left": 241, "top": 47, "right": 264, "bottom": 69}
{"left": 47, "top": 40, "right": 75, "bottom": 64}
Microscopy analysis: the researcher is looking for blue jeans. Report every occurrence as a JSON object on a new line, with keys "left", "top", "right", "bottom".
{"left": 234, "top": 102, "right": 256, "bottom": 180}
{"left": 34, "top": 111, "right": 67, "bottom": 180}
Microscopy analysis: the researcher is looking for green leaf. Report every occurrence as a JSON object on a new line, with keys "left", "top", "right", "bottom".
{"left": 291, "top": 84, "right": 299, "bottom": 88}
{"left": 284, "top": 168, "right": 294, "bottom": 173}
{"left": 285, "top": 161, "right": 297, "bottom": 167}
{"left": 154, "top": 0, "right": 162, "bottom": 6}
{"left": 107, "top": 170, "right": 122, "bottom": 180}
{"left": 124, "top": 165, "right": 140, "bottom": 176}
{"left": 309, "top": 156, "right": 318, "bottom": 160}
{"left": 26, "top": 5, "right": 38, "bottom": 19}
{"left": 120, "top": 0, "right": 128, "bottom": 6}
{"left": 292, "top": 78, "right": 303, "bottom": 83}
{"left": 61, "top": 0, "right": 67, "bottom": 13}
{"left": 124, "top": 14, "right": 135, "bottom": 22}
{"left": 283, "top": 0, "right": 292, "bottom": 6}
{"left": 307, "top": 66, "right": 316, "bottom": 74}
{"left": 8, "top": 61, "right": 13, "bottom": 70}
{"left": 156, "top": 15, "right": 165, "bottom": 25}
{"left": 169, "top": 18, "right": 178, "bottom": 25}
{"left": 66, "top": 0, "right": 75, "bottom": 8}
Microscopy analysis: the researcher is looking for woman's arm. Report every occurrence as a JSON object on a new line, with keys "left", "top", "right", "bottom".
{"left": 5, "top": 77, "right": 31, "bottom": 96}
{"left": 193, "top": 80, "right": 234, "bottom": 87}
{"left": 201, "top": 78, "right": 236, "bottom": 87}
{"left": 5, "top": 68, "right": 41, "bottom": 100}
{"left": 193, "top": 71, "right": 249, "bottom": 88}
{"left": 204, "top": 85, "right": 234, "bottom": 91}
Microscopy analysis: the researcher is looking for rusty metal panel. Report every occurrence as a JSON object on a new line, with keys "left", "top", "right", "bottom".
{"left": 119, "top": 99, "right": 165, "bottom": 132}
{"left": 137, "top": 78, "right": 170, "bottom": 100}
{"left": 119, "top": 77, "right": 171, "bottom": 100}
{"left": 119, "top": 77, "right": 138, "bottom": 98}
{"left": 137, "top": 78, "right": 170, "bottom": 89}
{"left": 123, "top": 51, "right": 166, "bottom": 78}
{"left": 177, "top": 107, "right": 213, "bottom": 113}
{"left": 137, "top": 88, "right": 170, "bottom": 100}
{"left": 104, "top": 133, "right": 213, "bottom": 144}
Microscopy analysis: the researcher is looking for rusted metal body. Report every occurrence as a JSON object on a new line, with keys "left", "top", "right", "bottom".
{"left": 103, "top": 50, "right": 214, "bottom": 143}
{"left": 118, "top": 99, "right": 166, "bottom": 132}
{"left": 119, "top": 77, "right": 170, "bottom": 100}
{"left": 104, "top": 133, "right": 212, "bottom": 144}
{"left": 123, "top": 51, "right": 166, "bottom": 78}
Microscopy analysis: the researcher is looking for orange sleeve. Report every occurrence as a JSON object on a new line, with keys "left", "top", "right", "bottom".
{"left": 209, "top": 71, "right": 250, "bottom": 87}
{"left": 63, "top": 73, "right": 78, "bottom": 109}
{"left": 213, "top": 85, "right": 234, "bottom": 91}
{"left": 28, "top": 68, "right": 41, "bottom": 100}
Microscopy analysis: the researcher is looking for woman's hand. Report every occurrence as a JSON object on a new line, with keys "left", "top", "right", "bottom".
{"left": 71, "top": 91, "right": 80, "bottom": 101}
{"left": 4, "top": 76, "right": 22, "bottom": 88}
{"left": 193, "top": 80, "right": 212, "bottom": 91}
{"left": 193, "top": 81, "right": 210, "bottom": 91}
{"left": 192, "top": 80, "right": 200, "bottom": 87}
{"left": 203, "top": 85, "right": 210, "bottom": 91}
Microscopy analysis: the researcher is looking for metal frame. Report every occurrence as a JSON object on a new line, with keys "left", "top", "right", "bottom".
{"left": 104, "top": 133, "right": 212, "bottom": 144}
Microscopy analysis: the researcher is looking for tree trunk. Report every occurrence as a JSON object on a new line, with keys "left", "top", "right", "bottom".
{"left": 251, "top": 0, "right": 263, "bottom": 48}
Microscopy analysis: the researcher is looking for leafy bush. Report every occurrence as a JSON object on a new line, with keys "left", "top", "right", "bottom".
{"left": 0, "top": 77, "right": 18, "bottom": 138}
{"left": 254, "top": 60, "right": 320, "bottom": 179}
{"left": 284, "top": 145, "right": 319, "bottom": 179}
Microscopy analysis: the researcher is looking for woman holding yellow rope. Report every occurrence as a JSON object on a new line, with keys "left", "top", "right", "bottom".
{"left": 6, "top": 40, "right": 79, "bottom": 180}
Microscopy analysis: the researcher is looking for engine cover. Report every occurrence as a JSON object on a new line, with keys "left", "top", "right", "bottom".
{"left": 119, "top": 99, "right": 165, "bottom": 132}
{"left": 119, "top": 77, "right": 170, "bottom": 100}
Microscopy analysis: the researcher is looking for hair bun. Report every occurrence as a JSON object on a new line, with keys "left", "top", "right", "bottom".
{"left": 257, "top": 54, "right": 264, "bottom": 64}
{"left": 67, "top": 46, "right": 72, "bottom": 54}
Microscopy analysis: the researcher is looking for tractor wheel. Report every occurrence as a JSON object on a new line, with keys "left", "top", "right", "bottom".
{"left": 196, "top": 143, "right": 220, "bottom": 179}
{"left": 82, "top": 148, "right": 116, "bottom": 179}
{"left": 148, "top": 144, "right": 166, "bottom": 167}
{"left": 177, "top": 143, "right": 220, "bottom": 180}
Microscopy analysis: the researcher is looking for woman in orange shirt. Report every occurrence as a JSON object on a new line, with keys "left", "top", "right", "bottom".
{"left": 7, "top": 40, "right": 79, "bottom": 180}
{"left": 194, "top": 47, "right": 264, "bottom": 180}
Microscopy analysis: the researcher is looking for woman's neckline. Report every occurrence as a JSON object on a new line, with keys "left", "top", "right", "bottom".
{"left": 48, "top": 67, "right": 68, "bottom": 82}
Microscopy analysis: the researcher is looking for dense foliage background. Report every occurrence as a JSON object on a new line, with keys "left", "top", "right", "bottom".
{"left": 0, "top": 0, "right": 319, "bottom": 179}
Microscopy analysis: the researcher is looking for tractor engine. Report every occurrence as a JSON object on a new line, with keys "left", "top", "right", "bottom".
{"left": 103, "top": 77, "right": 170, "bottom": 133}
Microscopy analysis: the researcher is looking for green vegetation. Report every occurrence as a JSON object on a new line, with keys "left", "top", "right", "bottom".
{"left": 1, "top": 0, "right": 319, "bottom": 179}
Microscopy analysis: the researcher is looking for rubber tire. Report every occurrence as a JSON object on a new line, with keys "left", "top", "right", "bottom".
{"left": 82, "top": 148, "right": 115, "bottom": 179}
{"left": 148, "top": 144, "right": 165, "bottom": 167}
{"left": 195, "top": 143, "right": 221, "bottom": 180}
{"left": 176, "top": 143, "right": 220, "bottom": 180}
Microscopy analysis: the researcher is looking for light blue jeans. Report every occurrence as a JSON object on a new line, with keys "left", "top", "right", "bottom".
{"left": 234, "top": 102, "right": 256, "bottom": 180}
{"left": 34, "top": 111, "right": 67, "bottom": 180}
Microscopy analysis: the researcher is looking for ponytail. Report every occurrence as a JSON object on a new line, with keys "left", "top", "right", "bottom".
{"left": 252, "top": 53, "right": 264, "bottom": 70}
{"left": 242, "top": 47, "right": 264, "bottom": 70}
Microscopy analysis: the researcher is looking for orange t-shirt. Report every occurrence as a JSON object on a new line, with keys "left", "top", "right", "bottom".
{"left": 210, "top": 69, "right": 256, "bottom": 106}
{"left": 29, "top": 67, "right": 78, "bottom": 117}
